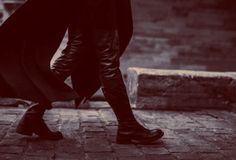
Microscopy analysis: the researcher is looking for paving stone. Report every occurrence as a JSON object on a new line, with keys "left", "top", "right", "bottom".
{"left": 136, "top": 141, "right": 165, "bottom": 149}
{"left": 0, "top": 120, "right": 13, "bottom": 125}
{"left": 0, "top": 138, "right": 27, "bottom": 146}
{"left": 58, "top": 120, "right": 81, "bottom": 138}
{"left": 0, "top": 108, "right": 235, "bottom": 160}
{"left": 4, "top": 132, "right": 30, "bottom": 139}
{"left": 167, "top": 146, "right": 191, "bottom": 153}
{"left": 82, "top": 126, "right": 105, "bottom": 132}
{"left": 107, "top": 135, "right": 117, "bottom": 143}
{"left": 84, "top": 138, "right": 112, "bottom": 152}
{"left": 55, "top": 139, "right": 83, "bottom": 154}
{"left": 177, "top": 133, "right": 208, "bottom": 146}
{"left": 99, "top": 109, "right": 117, "bottom": 123}
{"left": 188, "top": 145, "right": 219, "bottom": 153}
{"left": 84, "top": 144, "right": 112, "bottom": 152}
{"left": 0, "top": 115, "right": 17, "bottom": 122}
{"left": 0, "top": 125, "right": 10, "bottom": 136}
{"left": 52, "top": 108, "right": 80, "bottom": 116}
{"left": 24, "top": 148, "right": 55, "bottom": 157}
{"left": 55, "top": 153, "right": 85, "bottom": 160}
{"left": 89, "top": 102, "right": 110, "bottom": 109}
{"left": 0, "top": 154, "right": 22, "bottom": 160}
{"left": 145, "top": 154, "right": 177, "bottom": 160}
{"left": 114, "top": 147, "right": 143, "bottom": 157}
{"left": 85, "top": 152, "right": 115, "bottom": 160}
{"left": 172, "top": 153, "right": 202, "bottom": 160}
{"left": 23, "top": 156, "right": 52, "bottom": 160}
{"left": 220, "top": 150, "right": 236, "bottom": 160}
{"left": 27, "top": 140, "right": 55, "bottom": 150}
{"left": 105, "top": 126, "right": 118, "bottom": 137}
{"left": 200, "top": 153, "right": 225, "bottom": 160}
{"left": 162, "top": 138, "right": 186, "bottom": 148}
{"left": 141, "top": 147, "right": 170, "bottom": 155}
{"left": 81, "top": 122, "right": 104, "bottom": 127}
{"left": 84, "top": 132, "right": 107, "bottom": 139}
{"left": 56, "top": 158, "right": 83, "bottom": 160}
{"left": 56, "top": 138, "right": 81, "bottom": 146}
{"left": 0, "top": 146, "right": 24, "bottom": 154}
{"left": 117, "top": 156, "right": 147, "bottom": 160}
{"left": 55, "top": 144, "right": 84, "bottom": 154}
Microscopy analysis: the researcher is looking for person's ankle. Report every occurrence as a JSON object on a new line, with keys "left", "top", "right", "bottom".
{"left": 118, "top": 119, "right": 144, "bottom": 130}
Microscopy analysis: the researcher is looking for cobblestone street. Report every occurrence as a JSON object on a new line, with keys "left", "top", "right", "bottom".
{"left": 0, "top": 102, "right": 235, "bottom": 160}
{"left": 1, "top": 0, "right": 236, "bottom": 160}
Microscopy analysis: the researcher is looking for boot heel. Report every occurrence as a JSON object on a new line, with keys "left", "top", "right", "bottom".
{"left": 16, "top": 117, "right": 33, "bottom": 136}
{"left": 116, "top": 134, "right": 132, "bottom": 144}
{"left": 16, "top": 124, "right": 33, "bottom": 136}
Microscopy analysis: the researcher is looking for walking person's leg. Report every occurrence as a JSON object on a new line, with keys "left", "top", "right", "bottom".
{"left": 51, "top": 22, "right": 86, "bottom": 82}
{"left": 16, "top": 102, "right": 63, "bottom": 140}
{"left": 94, "top": 29, "right": 164, "bottom": 144}
{"left": 52, "top": 28, "right": 164, "bottom": 144}
{"left": 16, "top": 12, "right": 84, "bottom": 141}
{"left": 51, "top": 0, "right": 164, "bottom": 144}
{"left": 51, "top": 7, "right": 88, "bottom": 105}
{"left": 89, "top": 0, "right": 164, "bottom": 144}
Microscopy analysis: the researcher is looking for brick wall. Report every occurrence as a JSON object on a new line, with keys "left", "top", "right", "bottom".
{"left": 126, "top": 0, "right": 236, "bottom": 71}
{"left": 1, "top": 0, "right": 236, "bottom": 72}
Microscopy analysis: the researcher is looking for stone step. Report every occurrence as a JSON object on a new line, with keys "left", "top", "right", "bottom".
{"left": 127, "top": 67, "right": 236, "bottom": 111}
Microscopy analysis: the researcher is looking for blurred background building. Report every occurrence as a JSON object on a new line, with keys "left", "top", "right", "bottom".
{"left": 1, "top": 0, "right": 236, "bottom": 74}
{"left": 126, "top": 0, "right": 236, "bottom": 73}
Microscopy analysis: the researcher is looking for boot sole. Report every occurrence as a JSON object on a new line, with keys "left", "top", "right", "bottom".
{"left": 116, "top": 132, "right": 164, "bottom": 144}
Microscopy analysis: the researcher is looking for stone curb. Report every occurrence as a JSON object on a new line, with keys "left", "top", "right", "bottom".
{"left": 127, "top": 67, "right": 236, "bottom": 111}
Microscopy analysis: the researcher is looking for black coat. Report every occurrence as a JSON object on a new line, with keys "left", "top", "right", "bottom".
{"left": 0, "top": 0, "right": 133, "bottom": 106}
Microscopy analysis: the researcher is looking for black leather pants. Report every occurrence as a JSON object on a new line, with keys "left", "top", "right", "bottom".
{"left": 51, "top": 26, "right": 86, "bottom": 81}
{"left": 52, "top": 0, "right": 136, "bottom": 123}
{"left": 95, "top": 29, "right": 136, "bottom": 123}
{"left": 52, "top": 29, "right": 136, "bottom": 123}
{"left": 51, "top": 1, "right": 165, "bottom": 144}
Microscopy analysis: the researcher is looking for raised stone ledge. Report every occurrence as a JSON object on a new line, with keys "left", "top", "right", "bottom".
{"left": 127, "top": 67, "right": 236, "bottom": 110}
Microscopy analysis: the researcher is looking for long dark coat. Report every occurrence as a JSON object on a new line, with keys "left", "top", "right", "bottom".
{"left": 0, "top": 0, "right": 133, "bottom": 107}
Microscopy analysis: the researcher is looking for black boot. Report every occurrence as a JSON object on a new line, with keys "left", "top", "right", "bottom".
{"left": 117, "top": 121, "right": 164, "bottom": 144}
{"left": 102, "top": 83, "right": 164, "bottom": 144}
{"left": 96, "top": 29, "right": 164, "bottom": 144}
{"left": 16, "top": 103, "right": 63, "bottom": 140}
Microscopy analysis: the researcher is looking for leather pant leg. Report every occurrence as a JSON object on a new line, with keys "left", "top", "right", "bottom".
{"left": 94, "top": 29, "right": 165, "bottom": 144}
{"left": 51, "top": 12, "right": 87, "bottom": 81}
{"left": 95, "top": 29, "right": 136, "bottom": 123}
{"left": 51, "top": 16, "right": 88, "bottom": 106}
{"left": 52, "top": 0, "right": 136, "bottom": 123}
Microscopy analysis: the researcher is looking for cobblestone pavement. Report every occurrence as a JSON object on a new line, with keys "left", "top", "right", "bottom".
{"left": 0, "top": 102, "right": 236, "bottom": 160}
